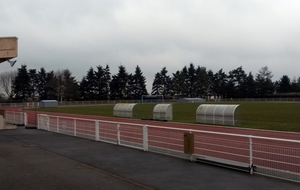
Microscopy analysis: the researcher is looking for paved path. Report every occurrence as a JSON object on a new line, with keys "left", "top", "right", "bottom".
{"left": 1, "top": 127, "right": 299, "bottom": 190}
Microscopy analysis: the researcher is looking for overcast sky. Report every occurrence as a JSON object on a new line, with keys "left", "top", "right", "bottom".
{"left": 1, "top": 0, "right": 300, "bottom": 91}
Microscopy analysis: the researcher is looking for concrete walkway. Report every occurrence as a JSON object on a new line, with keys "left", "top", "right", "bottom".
{"left": 0, "top": 127, "right": 299, "bottom": 190}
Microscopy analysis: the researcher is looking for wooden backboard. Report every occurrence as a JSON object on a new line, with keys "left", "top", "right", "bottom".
{"left": 0, "top": 37, "right": 18, "bottom": 63}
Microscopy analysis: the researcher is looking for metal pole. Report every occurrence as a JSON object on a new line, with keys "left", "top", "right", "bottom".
{"left": 22, "top": 99, "right": 25, "bottom": 126}
{"left": 95, "top": 121, "right": 99, "bottom": 141}
{"left": 74, "top": 119, "right": 76, "bottom": 136}
{"left": 249, "top": 136, "right": 253, "bottom": 174}
{"left": 143, "top": 125, "right": 148, "bottom": 151}
{"left": 117, "top": 123, "right": 120, "bottom": 145}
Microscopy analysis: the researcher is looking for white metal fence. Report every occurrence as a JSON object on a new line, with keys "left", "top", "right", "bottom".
{"left": 5, "top": 111, "right": 27, "bottom": 126}
{"left": 0, "top": 100, "right": 172, "bottom": 108}
{"left": 37, "top": 114, "right": 300, "bottom": 183}
{"left": 1, "top": 97, "right": 300, "bottom": 108}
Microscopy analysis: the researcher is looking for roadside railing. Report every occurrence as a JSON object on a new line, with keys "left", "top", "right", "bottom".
{"left": 37, "top": 114, "right": 300, "bottom": 183}
{"left": 5, "top": 111, "right": 27, "bottom": 126}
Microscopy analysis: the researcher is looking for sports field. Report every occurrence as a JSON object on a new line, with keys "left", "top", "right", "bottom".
{"left": 34, "top": 102, "right": 300, "bottom": 132}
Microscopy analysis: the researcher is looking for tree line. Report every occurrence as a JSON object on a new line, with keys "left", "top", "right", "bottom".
{"left": 0, "top": 63, "right": 300, "bottom": 101}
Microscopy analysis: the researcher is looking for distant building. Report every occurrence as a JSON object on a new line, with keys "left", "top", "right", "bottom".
{"left": 39, "top": 100, "right": 58, "bottom": 108}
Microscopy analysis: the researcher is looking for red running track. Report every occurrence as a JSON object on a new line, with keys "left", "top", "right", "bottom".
{"left": 4, "top": 107, "right": 300, "bottom": 141}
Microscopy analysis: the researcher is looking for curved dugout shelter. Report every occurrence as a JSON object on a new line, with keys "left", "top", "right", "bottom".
{"left": 153, "top": 104, "right": 173, "bottom": 121}
{"left": 196, "top": 104, "right": 240, "bottom": 126}
{"left": 113, "top": 103, "right": 137, "bottom": 118}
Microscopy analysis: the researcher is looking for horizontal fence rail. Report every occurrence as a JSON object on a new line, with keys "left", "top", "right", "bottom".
{"left": 36, "top": 114, "right": 300, "bottom": 183}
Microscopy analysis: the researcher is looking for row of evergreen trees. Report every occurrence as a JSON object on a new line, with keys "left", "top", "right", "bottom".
{"left": 2, "top": 63, "right": 300, "bottom": 101}
{"left": 152, "top": 64, "right": 300, "bottom": 99}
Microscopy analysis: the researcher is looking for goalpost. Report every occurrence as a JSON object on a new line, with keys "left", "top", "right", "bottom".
{"left": 141, "top": 95, "right": 164, "bottom": 103}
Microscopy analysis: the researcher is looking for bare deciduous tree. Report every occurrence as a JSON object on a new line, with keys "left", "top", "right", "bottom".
{"left": 46, "top": 69, "right": 66, "bottom": 102}
{"left": 0, "top": 70, "right": 17, "bottom": 99}
{"left": 48, "top": 69, "right": 78, "bottom": 102}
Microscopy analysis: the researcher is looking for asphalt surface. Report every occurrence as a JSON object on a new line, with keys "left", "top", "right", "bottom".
{"left": 0, "top": 127, "right": 299, "bottom": 190}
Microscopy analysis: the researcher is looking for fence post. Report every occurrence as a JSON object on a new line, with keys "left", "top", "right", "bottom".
{"left": 249, "top": 135, "right": 253, "bottom": 174}
{"left": 143, "top": 125, "right": 148, "bottom": 151}
{"left": 117, "top": 123, "right": 120, "bottom": 145}
{"left": 95, "top": 120, "right": 99, "bottom": 141}
{"left": 74, "top": 119, "right": 76, "bottom": 136}
{"left": 23, "top": 112, "right": 27, "bottom": 126}
{"left": 57, "top": 117, "right": 59, "bottom": 133}
{"left": 37, "top": 114, "right": 40, "bottom": 129}
{"left": 47, "top": 116, "right": 49, "bottom": 131}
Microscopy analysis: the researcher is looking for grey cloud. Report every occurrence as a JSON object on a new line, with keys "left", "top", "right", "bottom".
{"left": 1, "top": 0, "right": 300, "bottom": 92}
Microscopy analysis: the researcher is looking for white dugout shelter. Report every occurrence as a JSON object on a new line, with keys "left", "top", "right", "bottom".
{"left": 196, "top": 104, "right": 240, "bottom": 126}
{"left": 153, "top": 104, "right": 173, "bottom": 121}
{"left": 113, "top": 103, "right": 137, "bottom": 118}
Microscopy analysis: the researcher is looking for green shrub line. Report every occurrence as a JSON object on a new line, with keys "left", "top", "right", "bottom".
{"left": 33, "top": 102, "right": 300, "bottom": 132}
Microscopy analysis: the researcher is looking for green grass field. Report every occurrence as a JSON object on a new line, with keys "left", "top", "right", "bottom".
{"left": 34, "top": 102, "right": 300, "bottom": 132}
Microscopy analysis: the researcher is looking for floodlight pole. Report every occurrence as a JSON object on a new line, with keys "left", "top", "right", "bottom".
{"left": 22, "top": 98, "right": 25, "bottom": 126}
